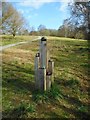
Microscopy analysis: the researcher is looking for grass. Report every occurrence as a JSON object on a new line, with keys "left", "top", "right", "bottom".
{"left": 0, "top": 35, "right": 37, "bottom": 46}
{"left": 1, "top": 35, "right": 89, "bottom": 119}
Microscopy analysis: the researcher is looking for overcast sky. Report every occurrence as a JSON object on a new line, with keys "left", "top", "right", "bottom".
{"left": 4, "top": 0, "right": 73, "bottom": 30}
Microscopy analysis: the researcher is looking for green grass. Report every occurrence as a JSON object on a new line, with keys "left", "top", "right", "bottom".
{"left": 2, "top": 36, "right": 89, "bottom": 119}
{"left": 0, "top": 35, "right": 37, "bottom": 46}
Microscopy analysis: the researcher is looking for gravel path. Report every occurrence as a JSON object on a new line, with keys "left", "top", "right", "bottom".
{"left": 0, "top": 36, "right": 41, "bottom": 51}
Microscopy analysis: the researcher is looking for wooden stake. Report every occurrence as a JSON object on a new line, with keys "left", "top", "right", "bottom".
{"left": 40, "top": 37, "right": 47, "bottom": 69}
{"left": 34, "top": 37, "right": 54, "bottom": 91}
{"left": 46, "top": 74, "right": 51, "bottom": 90}
{"left": 38, "top": 68, "right": 46, "bottom": 91}
{"left": 35, "top": 53, "right": 40, "bottom": 89}
{"left": 48, "top": 60, "right": 54, "bottom": 83}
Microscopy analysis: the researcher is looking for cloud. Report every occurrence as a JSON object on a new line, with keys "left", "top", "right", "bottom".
{"left": 4, "top": 0, "right": 74, "bottom": 13}
{"left": 19, "top": 0, "right": 73, "bottom": 10}
{"left": 4, "top": 0, "right": 89, "bottom": 3}
{"left": 34, "top": 13, "right": 38, "bottom": 16}
{"left": 18, "top": 9, "right": 24, "bottom": 14}
{"left": 5, "top": 0, "right": 58, "bottom": 3}
{"left": 27, "top": 15, "right": 32, "bottom": 19}
{"left": 3, "top": 0, "right": 20, "bottom": 2}
{"left": 17, "top": 8, "right": 34, "bottom": 16}
{"left": 5, "top": 0, "right": 74, "bottom": 10}
{"left": 4, "top": 0, "right": 74, "bottom": 12}
{"left": 27, "top": 13, "right": 38, "bottom": 19}
{"left": 59, "top": 2, "right": 68, "bottom": 12}
{"left": 59, "top": 0, "right": 74, "bottom": 12}
{"left": 19, "top": 0, "right": 58, "bottom": 9}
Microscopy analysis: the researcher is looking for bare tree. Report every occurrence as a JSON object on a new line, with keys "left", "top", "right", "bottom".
{"left": 69, "top": 1, "right": 90, "bottom": 39}
{"left": 2, "top": 2, "right": 14, "bottom": 24}
{"left": 38, "top": 24, "right": 46, "bottom": 31}
{"left": 0, "top": 1, "right": 2, "bottom": 34}
{"left": 2, "top": 2, "right": 25, "bottom": 37}
{"left": 38, "top": 24, "right": 47, "bottom": 36}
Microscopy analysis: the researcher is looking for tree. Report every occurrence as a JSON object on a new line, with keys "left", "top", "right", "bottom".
{"left": 29, "top": 26, "right": 38, "bottom": 35}
{"left": 58, "top": 19, "right": 79, "bottom": 38}
{"left": 38, "top": 24, "right": 50, "bottom": 36}
{"left": 2, "top": 2, "right": 25, "bottom": 37}
{"left": 49, "top": 29, "right": 57, "bottom": 36}
{"left": 58, "top": 25, "right": 66, "bottom": 37}
{"left": 63, "top": 19, "right": 69, "bottom": 37}
{"left": 69, "top": 1, "right": 90, "bottom": 40}
{"left": 21, "top": 29, "right": 29, "bottom": 35}
{"left": 38, "top": 24, "right": 46, "bottom": 31}
{"left": 0, "top": 2, "right": 2, "bottom": 34}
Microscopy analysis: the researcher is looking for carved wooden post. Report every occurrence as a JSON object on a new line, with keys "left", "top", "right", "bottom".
{"left": 35, "top": 37, "right": 54, "bottom": 91}
{"left": 48, "top": 60, "right": 54, "bottom": 83}
{"left": 46, "top": 73, "right": 52, "bottom": 90}
{"left": 35, "top": 53, "right": 40, "bottom": 89}
{"left": 40, "top": 37, "right": 47, "bottom": 69}
{"left": 38, "top": 68, "right": 46, "bottom": 91}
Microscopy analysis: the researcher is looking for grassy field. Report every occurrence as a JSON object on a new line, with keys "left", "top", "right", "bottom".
{"left": 1, "top": 36, "right": 89, "bottom": 119}
{"left": 0, "top": 35, "right": 37, "bottom": 46}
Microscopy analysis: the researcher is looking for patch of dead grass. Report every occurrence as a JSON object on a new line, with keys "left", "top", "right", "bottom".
{"left": 2, "top": 48, "right": 35, "bottom": 64}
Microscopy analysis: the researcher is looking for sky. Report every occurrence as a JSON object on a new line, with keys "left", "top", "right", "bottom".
{"left": 4, "top": 0, "right": 74, "bottom": 30}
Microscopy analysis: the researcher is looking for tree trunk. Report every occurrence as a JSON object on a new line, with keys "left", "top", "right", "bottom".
{"left": 13, "top": 33, "right": 15, "bottom": 37}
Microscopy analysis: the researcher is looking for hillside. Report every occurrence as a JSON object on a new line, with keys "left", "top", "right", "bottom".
{"left": 1, "top": 36, "right": 89, "bottom": 119}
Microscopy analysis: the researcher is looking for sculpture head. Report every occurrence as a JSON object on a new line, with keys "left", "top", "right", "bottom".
{"left": 41, "top": 37, "right": 47, "bottom": 41}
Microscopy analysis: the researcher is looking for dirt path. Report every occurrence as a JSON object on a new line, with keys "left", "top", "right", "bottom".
{"left": 0, "top": 36, "right": 41, "bottom": 51}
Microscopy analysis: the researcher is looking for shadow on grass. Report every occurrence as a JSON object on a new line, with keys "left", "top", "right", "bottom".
{"left": 2, "top": 62, "right": 36, "bottom": 118}
{"left": 2, "top": 62, "right": 35, "bottom": 94}
{"left": 73, "top": 47, "right": 90, "bottom": 54}
{"left": 55, "top": 77, "right": 80, "bottom": 88}
{"left": 45, "top": 106, "right": 89, "bottom": 119}
{"left": 53, "top": 77, "right": 89, "bottom": 119}
{"left": 3, "top": 106, "right": 27, "bottom": 118}
{"left": 3, "top": 62, "right": 34, "bottom": 75}
{"left": 58, "top": 104, "right": 90, "bottom": 120}
{"left": 3, "top": 102, "right": 36, "bottom": 118}
{"left": 45, "top": 111, "right": 62, "bottom": 119}
{"left": 2, "top": 61, "right": 89, "bottom": 119}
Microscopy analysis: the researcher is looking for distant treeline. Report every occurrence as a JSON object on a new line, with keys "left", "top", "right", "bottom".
{"left": 1, "top": 1, "right": 90, "bottom": 40}
{"left": 2, "top": 23, "right": 88, "bottom": 40}
{"left": 22, "top": 24, "right": 86, "bottom": 40}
